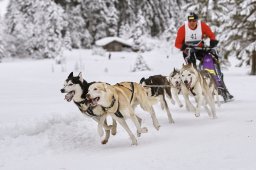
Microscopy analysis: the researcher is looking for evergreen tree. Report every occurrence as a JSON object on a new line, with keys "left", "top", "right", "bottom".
{"left": 0, "top": 17, "right": 7, "bottom": 61}
{"left": 131, "top": 10, "right": 147, "bottom": 51}
{"left": 65, "top": 3, "right": 92, "bottom": 48}
{"left": 131, "top": 54, "right": 151, "bottom": 72}
{"left": 219, "top": 0, "right": 256, "bottom": 74}
{"left": 115, "top": 0, "right": 136, "bottom": 36}
{"left": 5, "top": 0, "right": 70, "bottom": 58}
{"left": 81, "top": 0, "right": 119, "bottom": 42}
{"left": 55, "top": 0, "right": 183, "bottom": 45}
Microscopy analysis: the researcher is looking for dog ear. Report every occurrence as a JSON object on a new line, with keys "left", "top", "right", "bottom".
{"left": 103, "top": 83, "right": 113, "bottom": 94}
{"left": 140, "top": 77, "right": 145, "bottom": 84}
{"left": 68, "top": 72, "right": 73, "bottom": 78}
{"left": 78, "top": 72, "right": 83, "bottom": 82}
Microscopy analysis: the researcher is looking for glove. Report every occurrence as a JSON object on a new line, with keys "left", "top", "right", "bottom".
{"left": 210, "top": 40, "right": 219, "bottom": 47}
{"left": 180, "top": 43, "right": 187, "bottom": 51}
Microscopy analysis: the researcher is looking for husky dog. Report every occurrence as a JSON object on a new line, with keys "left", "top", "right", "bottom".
{"left": 169, "top": 68, "right": 183, "bottom": 108}
{"left": 60, "top": 72, "right": 117, "bottom": 144}
{"left": 180, "top": 64, "right": 216, "bottom": 118}
{"left": 200, "top": 70, "right": 221, "bottom": 107}
{"left": 140, "top": 75, "right": 175, "bottom": 124}
{"left": 86, "top": 82, "right": 160, "bottom": 145}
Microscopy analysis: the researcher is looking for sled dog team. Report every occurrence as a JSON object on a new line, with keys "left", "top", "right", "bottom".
{"left": 60, "top": 63, "right": 221, "bottom": 145}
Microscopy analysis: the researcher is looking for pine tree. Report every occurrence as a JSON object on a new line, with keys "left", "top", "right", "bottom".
{"left": 5, "top": 0, "right": 71, "bottom": 58}
{"left": 131, "top": 54, "right": 151, "bottom": 72}
{"left": 131, "top": 10, "right": 147, "bottom": 51}
{"left": 0, "top": 17, "right": 6, "bottom": 61}
{"left": 219, "top": 0, "right": 256, "bottom": 74}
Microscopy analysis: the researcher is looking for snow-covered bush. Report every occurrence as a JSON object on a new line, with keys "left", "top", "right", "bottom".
{"left": 131, "top": 54, "right": 151, "bottom": 72}
{"left": 91, "top": 46, "right": 106, "bottom": 57}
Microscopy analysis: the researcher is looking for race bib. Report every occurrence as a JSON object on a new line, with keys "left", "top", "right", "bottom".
{"left": 185, "top": 20, "right": 202, "bottom": 43}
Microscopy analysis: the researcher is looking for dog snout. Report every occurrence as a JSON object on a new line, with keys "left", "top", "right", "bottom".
{"left": 60, "top": 89, "right": 65, "bottom": 93}
{"left": 184, "top": 80, "right": 188, "bottom": 84}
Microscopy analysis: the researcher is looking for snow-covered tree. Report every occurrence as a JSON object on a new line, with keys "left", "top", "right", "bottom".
{"left": 131, "top": 10, "right": 147, "bottom": 51}
{"left": 115, "top": 0, "right": 136, "bottom": 37}
{"left": 81, "top": 0, "right": 119, "bottom": 42}
{"left": 131, "top": 54, "right": 151, "bottom": 72}
{"left": 5, "top": 0, "right": 71, "bottom": 59}
{"left": 0, "top": 17, "right": 6, "bottom": 61}
{"left": 219, "top": 0, "right": 256, "bottom": 74}
{"left": 69, "top": 6, "right": 92, "bottom": 48}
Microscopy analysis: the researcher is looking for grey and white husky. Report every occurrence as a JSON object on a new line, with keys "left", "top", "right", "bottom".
{"left": 169, "top": 68, "right": 183, "bottom": 108}
{"left": 180, "top": 64, "right": 217, "bottom": 118}
{"left": 200, "top": 70, "right": 221, "bottom": 107}
{"left": 60, "top": 72, "right": 117, "bottom": 144}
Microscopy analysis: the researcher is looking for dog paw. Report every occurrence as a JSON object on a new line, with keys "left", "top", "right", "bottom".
{"left": 169, "top": 119, "right": 175, "bottom": 124}
{"left": 111, "top": 129, "right": 117, "bottom": 136}
{"left": 137, "top": 132, "right": 141, "bottom": 137}
{"left": 154, "top": 124, "right": 160, "bottom": 131}
{"left": 212, "top": 115, "right": 218, "bottom": 119}
{"left": 195, "top": 113, "right": 200, "bottom": 117}
{"left": 101, "top": 139, "right": 108, "bottom": 145}
{"left": 131, "top": 139, "right": 138, "bottom": 145}
{"left": 141, "top": 127, "right": 148, "bottom": 133}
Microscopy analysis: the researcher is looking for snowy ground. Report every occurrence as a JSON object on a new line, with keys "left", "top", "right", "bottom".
{"left": 0, "top": 47, "right": 256, "bottom": 170}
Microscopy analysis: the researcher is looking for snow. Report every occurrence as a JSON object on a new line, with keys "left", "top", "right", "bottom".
{"left": 0, "top": 47, "right": 256, "bottom": 170}
{"left": 0, "top": 0, "right": 9, "bottom": 17}
{"left": 95, "top": 36, "right": 133, "bottom": 47}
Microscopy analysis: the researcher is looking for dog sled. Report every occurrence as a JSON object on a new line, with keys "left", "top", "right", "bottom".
{"left": 184, "top": 41, "right": 234, "bottom": 103}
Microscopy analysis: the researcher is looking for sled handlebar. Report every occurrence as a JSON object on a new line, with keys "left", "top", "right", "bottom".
{"left": 185, "top": 46, "right": 215, "bottom": 51}
{"left": 184, "top": 46, "right": 220, "bottom": 62}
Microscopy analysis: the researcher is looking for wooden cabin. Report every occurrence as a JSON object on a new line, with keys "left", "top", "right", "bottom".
{"left": 95, "top": 37, "right": 133, "bottom": 52}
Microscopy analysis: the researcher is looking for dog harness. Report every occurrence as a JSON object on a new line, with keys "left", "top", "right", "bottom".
{"left": 116, "top": 82, "right": 135, "bottom": 103}
{"left": 101, "top": 96, "right": 123, "bottom": 118}
{"left": 189, "top": 87, "right": 196, "bottom": 96}
{"left": 101, "top": 96, "right": 116, "bottom": 112}
{"left": 74, "top": 100, "right": 98, "bottom": 117}
{"left": 182, "top": 77, "right": 197, "bottom": 96}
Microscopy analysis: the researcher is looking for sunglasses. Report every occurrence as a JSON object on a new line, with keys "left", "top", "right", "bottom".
{"left": 188, "top": 20, "right": 197, "bottom": 23}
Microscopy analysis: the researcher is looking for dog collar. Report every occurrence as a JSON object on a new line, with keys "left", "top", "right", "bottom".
{"left": 102, "top": 96, "right": 116, "bottom": 112}
{"left": 74, "top": 100, "right": 98, "bottom": 117}
{"left": 189, "top": 87, "right": 196, "bottom": 96}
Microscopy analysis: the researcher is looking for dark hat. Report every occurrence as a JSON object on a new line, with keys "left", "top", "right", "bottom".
{"left": 187, "top": 13, "right": 198, "bottom": 21}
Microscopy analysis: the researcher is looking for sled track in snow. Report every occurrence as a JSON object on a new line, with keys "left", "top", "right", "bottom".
{"left": 0, "top": 113, "right": 98, "bottom": 151}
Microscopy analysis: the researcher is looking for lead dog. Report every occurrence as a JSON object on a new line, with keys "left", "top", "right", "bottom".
{"left": 60, "top": 72, "right": 117, "bottom": 144}
{"left": 140, "top": 75, "right": 175, "bottom": 124}
{"left": 86, "top": 82, "right": 160, "bottom": 145}
{"left": 180, "top": 64, "right": 216, "bottom": 118}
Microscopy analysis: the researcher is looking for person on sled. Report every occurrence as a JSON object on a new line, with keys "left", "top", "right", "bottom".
{"left": 175, "top": 12, "right": 233, "bottom": 101}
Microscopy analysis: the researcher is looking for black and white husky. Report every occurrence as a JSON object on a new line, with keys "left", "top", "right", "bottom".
{"left": 60, "top": 72, "right": 117, "bottom": 144}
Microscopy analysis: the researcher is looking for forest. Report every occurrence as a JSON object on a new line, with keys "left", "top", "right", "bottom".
{"left": 0, "top": 0, "right": 255, "bottom": 74}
